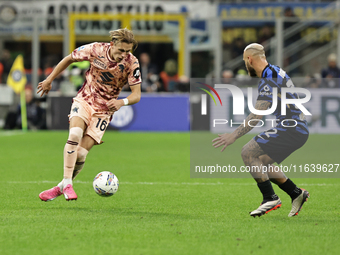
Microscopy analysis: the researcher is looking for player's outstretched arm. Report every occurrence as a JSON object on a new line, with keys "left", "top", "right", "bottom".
{"left": 37, "top": 54, "right": 76, "bottom": 97}
{"left": 125, "top": 84, "right": 141, "bottom": 105}
{"left": 212, "top": 100, "right": 271, "bottom": 152}
{"left": 233, "top": 100, "right": 271, "bottom": 139}
{"left": 106, "top": 84, "right": 141, "bottom": 112}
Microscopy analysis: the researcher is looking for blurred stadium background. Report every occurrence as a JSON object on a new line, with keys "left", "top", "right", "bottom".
{"left": 0, "top": 0, "right": 339, "bottom": 133}
{"left": 1, "top": 1, "right": 339, "bottom": 254}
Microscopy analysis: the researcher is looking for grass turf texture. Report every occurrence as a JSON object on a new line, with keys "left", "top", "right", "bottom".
{"left": 0, "top": 131, "right": 339, "bottom": 255}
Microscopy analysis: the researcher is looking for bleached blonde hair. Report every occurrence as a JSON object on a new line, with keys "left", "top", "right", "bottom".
{"left": 109, "top": 28, "right": 138, "bottom": 50}
{"left": 244, "top": 43, "right": 266, "bottom": 58}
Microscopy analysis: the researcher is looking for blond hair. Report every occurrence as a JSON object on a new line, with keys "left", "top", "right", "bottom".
{"left": 328, "top": 53, "right": 337, "bottom": 62}
{"left": 244, "top": 43, "right": 266, "bottom": 58}
{"left": 109, "top": 28, "right": 138, "bottom": 50}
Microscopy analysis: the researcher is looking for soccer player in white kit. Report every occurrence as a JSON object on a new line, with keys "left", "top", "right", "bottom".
{"left": 38, "top": 28, "right": 142, "bottom": 201}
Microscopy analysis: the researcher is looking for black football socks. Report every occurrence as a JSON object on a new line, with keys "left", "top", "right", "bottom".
{"left": 257, "top": 180, "right": 279, "bottom": 203}
{"left": 278, "top": 178, "right": 302, "bottom": 201}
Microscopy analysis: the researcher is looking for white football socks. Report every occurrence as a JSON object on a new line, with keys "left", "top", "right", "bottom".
{"left": 57, "top": 146, "right": 89, "bottom": 192}
{"left": 63, "top": 178, "right": 72, "bottom": 187}
{"left": 57, "top": 181, "right": 63, "bottom": 191}
{"left": 72, "top": 147, "right": 88, "bottom": 180}
{"left": 64, "top": 127, "right": 83, "bottom": 179}
{"left": 57, "top": 178, "right": 72, "bottom": 192}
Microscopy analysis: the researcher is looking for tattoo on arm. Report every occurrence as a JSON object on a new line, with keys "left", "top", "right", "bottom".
{"left": 234, "top": 100, "right": 271, "bottom": 139}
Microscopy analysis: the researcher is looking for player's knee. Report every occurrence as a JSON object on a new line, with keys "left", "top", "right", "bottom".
{"left": 68, "top": 127, "right": 84, "bottom": 143}
{"left": 259, "top": 155, "right": 274, "bottom": 166}
{"left": 77, "top": 146, "right": 88, "bottom": 161}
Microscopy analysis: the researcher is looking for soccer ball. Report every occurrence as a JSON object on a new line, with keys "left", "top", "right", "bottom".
{"left": 93, "top": 171, "right": 119, "bottom": 196}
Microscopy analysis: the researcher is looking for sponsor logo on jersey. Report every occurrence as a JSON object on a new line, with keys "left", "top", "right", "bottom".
{"left": 119, "top": 64, "right": 125, "bottom": 73}
{"left": 259, "top": 91, "right": 272, "bottom": 96}
{"left": 97, "top": 71, "right": 114, "bottom": 85}
{"left": 93, "top": 59, "right": 107, "bottom": 69}
{"left": 259, "top": 85, "right": 272, "bottom": 96}
{"left": 72, "top": 106, "right": 79, "bottom": 113}
{"left": 279, "top": 68, "right": 286, "bottom": 78}
{"left": 133, "top": 67, "right": 140, "bottom": 79}
{"left": 77, "top": 46, "right": 85, "bottom": 51}
{"left": 286, "top": 79, "right": 294, "bottom": 88}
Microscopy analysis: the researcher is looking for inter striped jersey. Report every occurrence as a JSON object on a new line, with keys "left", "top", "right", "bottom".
{"left": 258, "top": 63, "right": 309, "bottom": 134}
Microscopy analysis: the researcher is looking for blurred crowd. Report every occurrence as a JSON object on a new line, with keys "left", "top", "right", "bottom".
{"left": 4, "top": 86, "right": 46, "bottom": 130}
{"left": 0, "top": 48, "right": 187, "bottom": 93}
{"left": 0, "top": 49, "right": 12, "bottom": 84}
{"left": 222, "top": 52, "right": 340, "bottom": 88}
{"left": 0, "top": 50, "right": 190, "bottom": 130}
{"left": 1, "top": 47, "right": 339, "bottom": 94}
{"left": 128, "top": 52, "right": 189, "bottom": 93}
{"left": 7, "top": 51, "right": 188, "bottom": 94}
{"left": 1, "top": 46, "right": 339, "bottom": 131}
{"left": 221, "top": 6, "right": 340, "bottom": 88}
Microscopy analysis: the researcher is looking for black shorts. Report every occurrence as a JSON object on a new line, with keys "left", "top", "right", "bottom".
{"left": 253, "top": 127, "right": 309, "bottom": 164}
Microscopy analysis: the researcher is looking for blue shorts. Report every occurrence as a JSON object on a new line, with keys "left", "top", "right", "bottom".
{"left": 254, "top": 126, "right": 309, "bottom": 164}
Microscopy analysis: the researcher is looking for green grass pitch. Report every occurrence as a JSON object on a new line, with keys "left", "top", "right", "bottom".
{"left": 0, "top": 131, "right": 339, "bottom": 255}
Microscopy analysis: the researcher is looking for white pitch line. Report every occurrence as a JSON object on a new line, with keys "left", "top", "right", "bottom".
{"left": 3, "top": 181, "right": 339, "bottom": 186}
{"left": 4, "top": 180, "right": 229, "bottom": 185}
{"left": 0, "top": 131, "right": 25, "bottom": 137}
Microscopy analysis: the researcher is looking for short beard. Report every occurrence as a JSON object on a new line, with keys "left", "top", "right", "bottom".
{"left": 246, "top": 63, "right": 257, "bottom": 77}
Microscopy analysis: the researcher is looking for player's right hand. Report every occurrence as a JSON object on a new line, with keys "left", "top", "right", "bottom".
{"left": 106, "top": 99, "right": 124, "bottom": 112}
{"left": 37, "top": 80, "right": 52, "bottom": 97}
{"left": 212, "top": 133, "right": 237, "bottom": 152}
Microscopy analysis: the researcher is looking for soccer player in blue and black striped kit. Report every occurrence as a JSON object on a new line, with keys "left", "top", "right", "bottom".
{"left": 213, "top": 43, "right": 309, "bottom": 217}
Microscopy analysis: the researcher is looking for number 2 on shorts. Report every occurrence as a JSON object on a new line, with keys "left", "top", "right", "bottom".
{"left": 258, "top": 128, "right": 277, "bottom": 140}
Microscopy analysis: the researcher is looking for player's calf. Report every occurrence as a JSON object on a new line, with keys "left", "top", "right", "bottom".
{"left": 63, "top": 127, "right": 83, "bottom": 186}
{"left": 72, "top": 146, "right": 88, "bottom": 180}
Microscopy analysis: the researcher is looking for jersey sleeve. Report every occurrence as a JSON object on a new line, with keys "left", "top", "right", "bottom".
{"left": 71, "top": 43, "right": 95, "bottom": 62}
{"left": 257, "top": 80, "right": 274, "bottom": 102}
{"left": 128, "top": 60, "right": 142, "bottom": 86}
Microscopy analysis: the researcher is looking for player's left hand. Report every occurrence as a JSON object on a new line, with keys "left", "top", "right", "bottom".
{"left": 106, "top": 99, "right": 124, "bottom": 112}
{"left": 212, "top": 133, "right": 236, "bottom": 152}
{"left": 37, "top": 80, "right": 52, "bottom": 97}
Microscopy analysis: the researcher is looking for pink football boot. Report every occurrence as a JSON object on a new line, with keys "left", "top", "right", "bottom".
{"left": 63, "top": 184, "right": 78, "bottom": 201}
{"left": 39, "top": 186, "right": 63, "bottom": 202}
